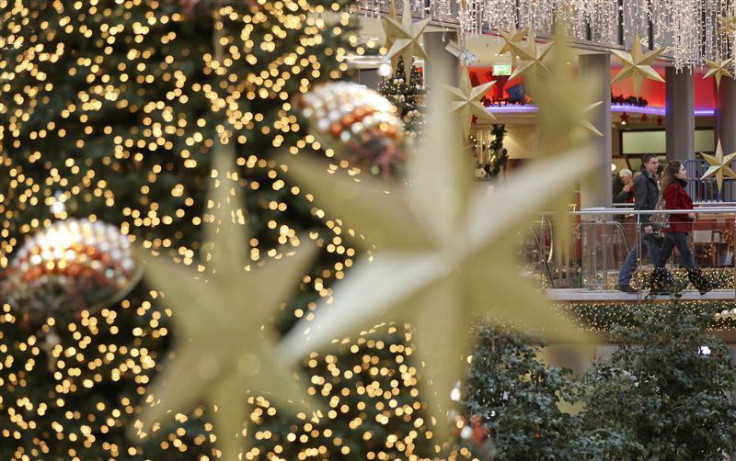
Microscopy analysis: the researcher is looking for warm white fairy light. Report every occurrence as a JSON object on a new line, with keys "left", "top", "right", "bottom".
{"left": 359, "top": 0, "right": 736, "bottom": 71}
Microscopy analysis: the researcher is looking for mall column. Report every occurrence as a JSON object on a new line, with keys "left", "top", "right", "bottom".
{"left": 578, "top": 53, "right": 612, "bottom": 208}
{"left": 716, "top": 77, "right": 736, "bottom": 154}
{"left": 423, "top": 31, "right": 460, "bottom": 87}
{"left": 665, "top": 67, "right": 694, "bottom": 163}
{"left": 715, "top": 76, "right": 736, "bottom": 200}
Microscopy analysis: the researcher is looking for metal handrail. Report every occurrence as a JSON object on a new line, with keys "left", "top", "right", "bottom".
{"left": 560, "top": 207, "right": 736, "bottom": 216}
{"left": 526, "top": 225, "right": 555, "bottom": 289}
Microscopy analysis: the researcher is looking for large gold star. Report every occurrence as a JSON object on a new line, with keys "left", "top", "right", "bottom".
{"left": 382, "top": 1, "right": 429, "bottom": 80}
{"left": 498, "top": 28, "right": 528, "bottom": 66}
{"left": 611, "top": 33, "right": 665, "bottom": 96}
{"left": 523, "top": 30, "right": 603, "bottom": 255}
{"left": 508, "top": 29, "right": 553, "bottom": 80}
{"left": 277, "top": 61, "right": 597, "bottom": 441}
{"left": 704, "top": 56, "right": 734, "bottom": 89}
{"left": 445, "top": 65, "right": 496, "bottom": 139}
{"left": 701, "top": 140, "right": 736, "bottom": 192}
{"left": 381, "top": 0, "right": 399, "bottom": 57}
{"left": 526, "top": 31, "right": 603, "bottom": 157}
{"left": 133, "top": 142, "right": 318, "bottom": 460}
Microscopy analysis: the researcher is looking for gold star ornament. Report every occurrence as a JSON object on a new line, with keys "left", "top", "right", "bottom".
{"left": 611, "top": 33, "right": 665, "bottom": 96}
{"left": 508, "top": 29, "right": 553, "bottom": 80}
{"left": 277, "top": 62, "right": 597, "bottom": 441}
{"left": 445, "top": 65, "right": 496, "bottom": 139}
{"left": 382, "top": 1, "right": 429, "bottom": 80}
{"left": 522, "top": 29, "right": 603, "bottom": 256}
{"left": 704, "top": 57, "right": 734, "bottom": 89}
{"left": 701, "top": 140, "right": 736, "bottom": 192}
{"left": 133, "top": 142, "right": 318, "bottom": 460}
{"left": 381, "top": 0, "right": 399, "bottom": 57}
{"left": 718, "top": 15, "right": 736, "bottom": 34}
{"left": 497, "top": 28, "right": 528, "bottom": 65}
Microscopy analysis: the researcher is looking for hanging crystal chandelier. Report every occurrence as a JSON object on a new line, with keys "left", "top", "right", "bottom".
{"left": 357, "top": 0, "right": 736, "bottom": 71}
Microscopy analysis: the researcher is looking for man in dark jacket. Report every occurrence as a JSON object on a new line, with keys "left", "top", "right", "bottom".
{"left": 615, "top": 154, "right": 662, "bottom": 292}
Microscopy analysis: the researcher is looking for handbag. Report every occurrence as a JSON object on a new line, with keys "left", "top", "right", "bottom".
{"left": 650, "top": 194, "right": 670, "bottom": 229}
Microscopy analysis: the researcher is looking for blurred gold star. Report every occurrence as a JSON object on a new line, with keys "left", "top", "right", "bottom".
{"left": 445, "top": 65, "right": 496, "bottom": 139}
{"left": 134, "top": 142, "right": 318, "bottom": 460}
{"left": 382, "top": 1, "right": 429, "bottom": 80}
{"left": 508, "top": 29, "right": 553, "bottom": 80}
{"left": 718, "top": 15, "right": 736, "bottom": 34}
{"left": 704, "top": 57, "right": 734, "bottom": 89}
{"left": 701, "top": 140, "right": 736, "bottom": 192}
{"left": 611, "top": 33, "right": 665, "bottom": 96}
{"left": 526, "top": 33, "right": 603, "bottom": 157}
{"left": 518, "top": 30, "right": 603, "bottom": 258}
{"left": 498, "top": 28, "right": 528, "bottom": 65}
{"left": 278, "top": 60, "right": 597, "bottom": 441}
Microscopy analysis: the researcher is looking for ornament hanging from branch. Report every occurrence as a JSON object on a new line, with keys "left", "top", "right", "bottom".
{"left": 1, "top": 219, "right": 141, "bottom": 323}
{"left": 298, "top": 82, "right": 407, "bottom": 177}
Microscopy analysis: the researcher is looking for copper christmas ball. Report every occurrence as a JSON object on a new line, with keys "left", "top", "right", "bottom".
{"left": 2, "top": 218, "right": 142, "bottom": 322}
{"left": 298, "top": 82, "right": 407, "bottom": 177}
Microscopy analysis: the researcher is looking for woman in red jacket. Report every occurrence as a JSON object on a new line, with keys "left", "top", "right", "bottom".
{"left": 650, "top": 161, "right": 711, "bottom": 294}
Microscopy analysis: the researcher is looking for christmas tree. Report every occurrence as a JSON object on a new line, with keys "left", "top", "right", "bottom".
{"left": 378, "top": 56, "right": 425, "bottom": 140}
{"left": 0, "top": 0, "right": 433, "bottom": 458}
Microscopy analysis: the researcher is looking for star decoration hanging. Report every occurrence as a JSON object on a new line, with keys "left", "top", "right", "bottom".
{"left": 522, "top": 29, "right": 603, "bottom": 255}
{"left": 581, "top": 101, "right": 604, "bottom": 137}
{"left": 525, "top": 31, "right": 603, "bottom": 157}
{"left": 445, "top": 65, "right": 496, "bottom": 139}
{"left": 701, "top": 140, "right": 736, "bottom": 192}
{"left": 498, "top": 28, "right": 528, "bottom": 66}
{"left": 704, "top": 57, "right": 734, "bottom": 89}
{"left": 717, "top": 15, "right": 736, "bottom": 34}
{"left": 382, "top": 1, "right": 429, "bottom": 80}
{"left": 508, "top": 29, "right": 553, "bottom": 80}
{"left": 133, "top": 142, "right": 318, "bottom": 460}
{"left": 610, "top": 33, "right": 665, "bottom": 96}
{"left": 277, "top": 58, "right": 597, "bottom": 442}
{"left": 381, "top": 0, "right": 399, "bottom": 58}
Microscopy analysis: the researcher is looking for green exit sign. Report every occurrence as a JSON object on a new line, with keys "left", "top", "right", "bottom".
{"left": 493, "top": 64, "right": 512, "bottom": 76}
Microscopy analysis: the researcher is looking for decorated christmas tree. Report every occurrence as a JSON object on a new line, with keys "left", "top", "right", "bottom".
{"left": 378, "top": 56, "right": 425, "bottom": 139}
{"left": 0, "top": 0, "right": 431, "bottom": 458}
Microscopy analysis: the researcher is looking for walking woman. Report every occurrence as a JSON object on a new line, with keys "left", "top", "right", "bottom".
{"left": 650, "top": 161, "right": 711, "bottom": 294}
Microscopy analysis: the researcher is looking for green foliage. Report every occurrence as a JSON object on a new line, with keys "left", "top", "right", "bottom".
{"left": 580, "top": 300, "right": 736, "bottom": 459}
{"left": 462, "top": 323, "right": 583, "bottom": 460}
{"left": 487, "top": 124, "right": 508, "bottom": 178}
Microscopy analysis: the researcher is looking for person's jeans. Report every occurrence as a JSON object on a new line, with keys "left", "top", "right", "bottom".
{"left": 654, "top": 231, "right": 695, "bottom": 269}
{"left": 618, "top": 233, "right": 663, "bottom": 286}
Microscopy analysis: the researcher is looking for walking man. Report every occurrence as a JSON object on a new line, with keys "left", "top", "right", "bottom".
{"left": 615, "top": 154, "right": 662, "bottom": 293}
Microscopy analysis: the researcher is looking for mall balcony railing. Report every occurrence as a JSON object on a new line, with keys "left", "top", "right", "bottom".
{"left": 520, "top": 206, "right": 736, "bottom": 301}
{"left": 684, "top": 159, "right": 736, "bottom": 202}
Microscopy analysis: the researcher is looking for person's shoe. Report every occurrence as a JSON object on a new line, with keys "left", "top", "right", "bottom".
{"left": 615, "top": 283, "right": 637, "bottom": 293}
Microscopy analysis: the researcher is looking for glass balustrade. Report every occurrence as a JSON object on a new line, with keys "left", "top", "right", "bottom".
{"left": 519, "top": 206, "right": 736, "bottom": 299}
